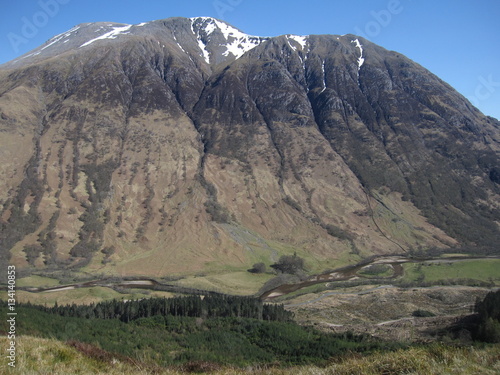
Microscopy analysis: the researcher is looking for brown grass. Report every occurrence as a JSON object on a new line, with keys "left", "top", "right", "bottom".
{"left": 1, "top": 335, "right": 499, "bottom": 375}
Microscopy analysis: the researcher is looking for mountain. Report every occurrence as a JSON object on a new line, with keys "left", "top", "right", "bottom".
{"left": 0, "top": 17, "right": 499, "bottom": 279}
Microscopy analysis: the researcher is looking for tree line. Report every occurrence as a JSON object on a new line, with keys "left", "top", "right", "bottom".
{"left": 474, "top": 289, "right": 500, "bottom": 342}
{"left": 20, "top": 294, "right": 293, "bottom": 323}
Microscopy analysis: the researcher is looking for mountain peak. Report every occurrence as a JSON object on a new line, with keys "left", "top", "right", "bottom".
{"left": 189, "top": 16, "right": 269, "bottom": 63}
{"left": 0, "top": 15, "right": 499, "bottom": 279}
{"left": 2, "top": 16, "right": 272, "bottom": 69}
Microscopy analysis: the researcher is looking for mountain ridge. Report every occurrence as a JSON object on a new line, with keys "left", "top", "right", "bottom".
{"left": 0, "top": 16, "right": 498, "bottom": 280}
{"left": 1, "top": 17, "right": 271, "bottom": 70}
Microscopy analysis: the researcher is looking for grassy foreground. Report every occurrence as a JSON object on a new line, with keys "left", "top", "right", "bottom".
{"left": 1, "top": 335, "right": 499, "bottom": 374}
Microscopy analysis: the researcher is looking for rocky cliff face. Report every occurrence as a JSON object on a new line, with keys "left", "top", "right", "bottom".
{"left": 0, "top": 17, "right": 498, "bottom": 277}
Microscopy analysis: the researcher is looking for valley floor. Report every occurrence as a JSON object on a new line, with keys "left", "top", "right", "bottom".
{"left": 2, "top": 255, "right": 499, "bottom": 373}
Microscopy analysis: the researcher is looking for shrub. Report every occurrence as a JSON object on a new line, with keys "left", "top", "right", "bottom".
{"left": 248, "top": 263, "right": 266, "bottom": 274}
{"left": 204, "top": 201, "right": 231, "bottom": 224}
{"left": 270, "top": 253, "right": 304, "bottom": 275}
{"left": 412, "top": 310, "right": 436, "bottom": 318}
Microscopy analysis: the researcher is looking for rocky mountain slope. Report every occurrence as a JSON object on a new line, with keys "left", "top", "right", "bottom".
{"left": 0, "top": 17, "right": 499, "bottom": 278}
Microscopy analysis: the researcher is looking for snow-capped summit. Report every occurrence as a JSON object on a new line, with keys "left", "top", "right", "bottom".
{"left": 190, "top": 17, "right": 269, "bottom": 64}
{"left": 3, "top": 17, "right": 271, "bottom": 69}
{"left": 1, "top": 16, "right": 368, "bottom": 73}
{"left": 4, "top": 22, "right": 136, "bottom": 67}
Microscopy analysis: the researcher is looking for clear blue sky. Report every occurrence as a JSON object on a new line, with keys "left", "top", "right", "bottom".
{"left": 1, "top": 0, "right": 499, "bottom": 119}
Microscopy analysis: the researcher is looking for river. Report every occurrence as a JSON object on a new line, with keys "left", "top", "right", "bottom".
{"left": 259, "top": 255, "right": 500, "bottom": 300}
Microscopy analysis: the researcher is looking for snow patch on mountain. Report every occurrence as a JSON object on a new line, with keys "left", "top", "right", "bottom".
{"left": 287, "top": 35, "right": 308, "bottom": 51}
{"left": 173, "top": 35, "right": 187, "bottom": 54}
{"left": 211, "top": 18, "right": 265, "bottom": 59}
{"left": 16, "top": 25, "right": 81, "bottom": 61}
{"left": 351, "top": 38, "right": 365, "bottom": 69}
{"left": 190, "top": 19, "right": 211, "bottom": 63}
{"left": 320, "top": 61, "right": 327, "bottom": 93}
{"left": 42, "top": 25, "right": 81, "bottom": 51}
{"left": 190, "top": 17, "right": 268, "bottom": 62}
{"left": 80, "top": 24, "right": 132, "bottom": 48}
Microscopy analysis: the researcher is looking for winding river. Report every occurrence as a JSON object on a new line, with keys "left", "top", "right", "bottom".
{"left": 10, "top": 255, "right": 499, "bottom": 300}
{"left": 259, "top": 255, "right": 500, "bottom": 300}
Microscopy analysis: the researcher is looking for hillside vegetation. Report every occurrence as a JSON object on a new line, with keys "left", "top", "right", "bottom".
{"left": 2, "top": 291, "right": 500, "bottom": 373}
{"left": 2, "top": 336, "right": 499, "bottom": 374}
{"left": 1, "top": 296, "right": 399, "bottom": 369}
